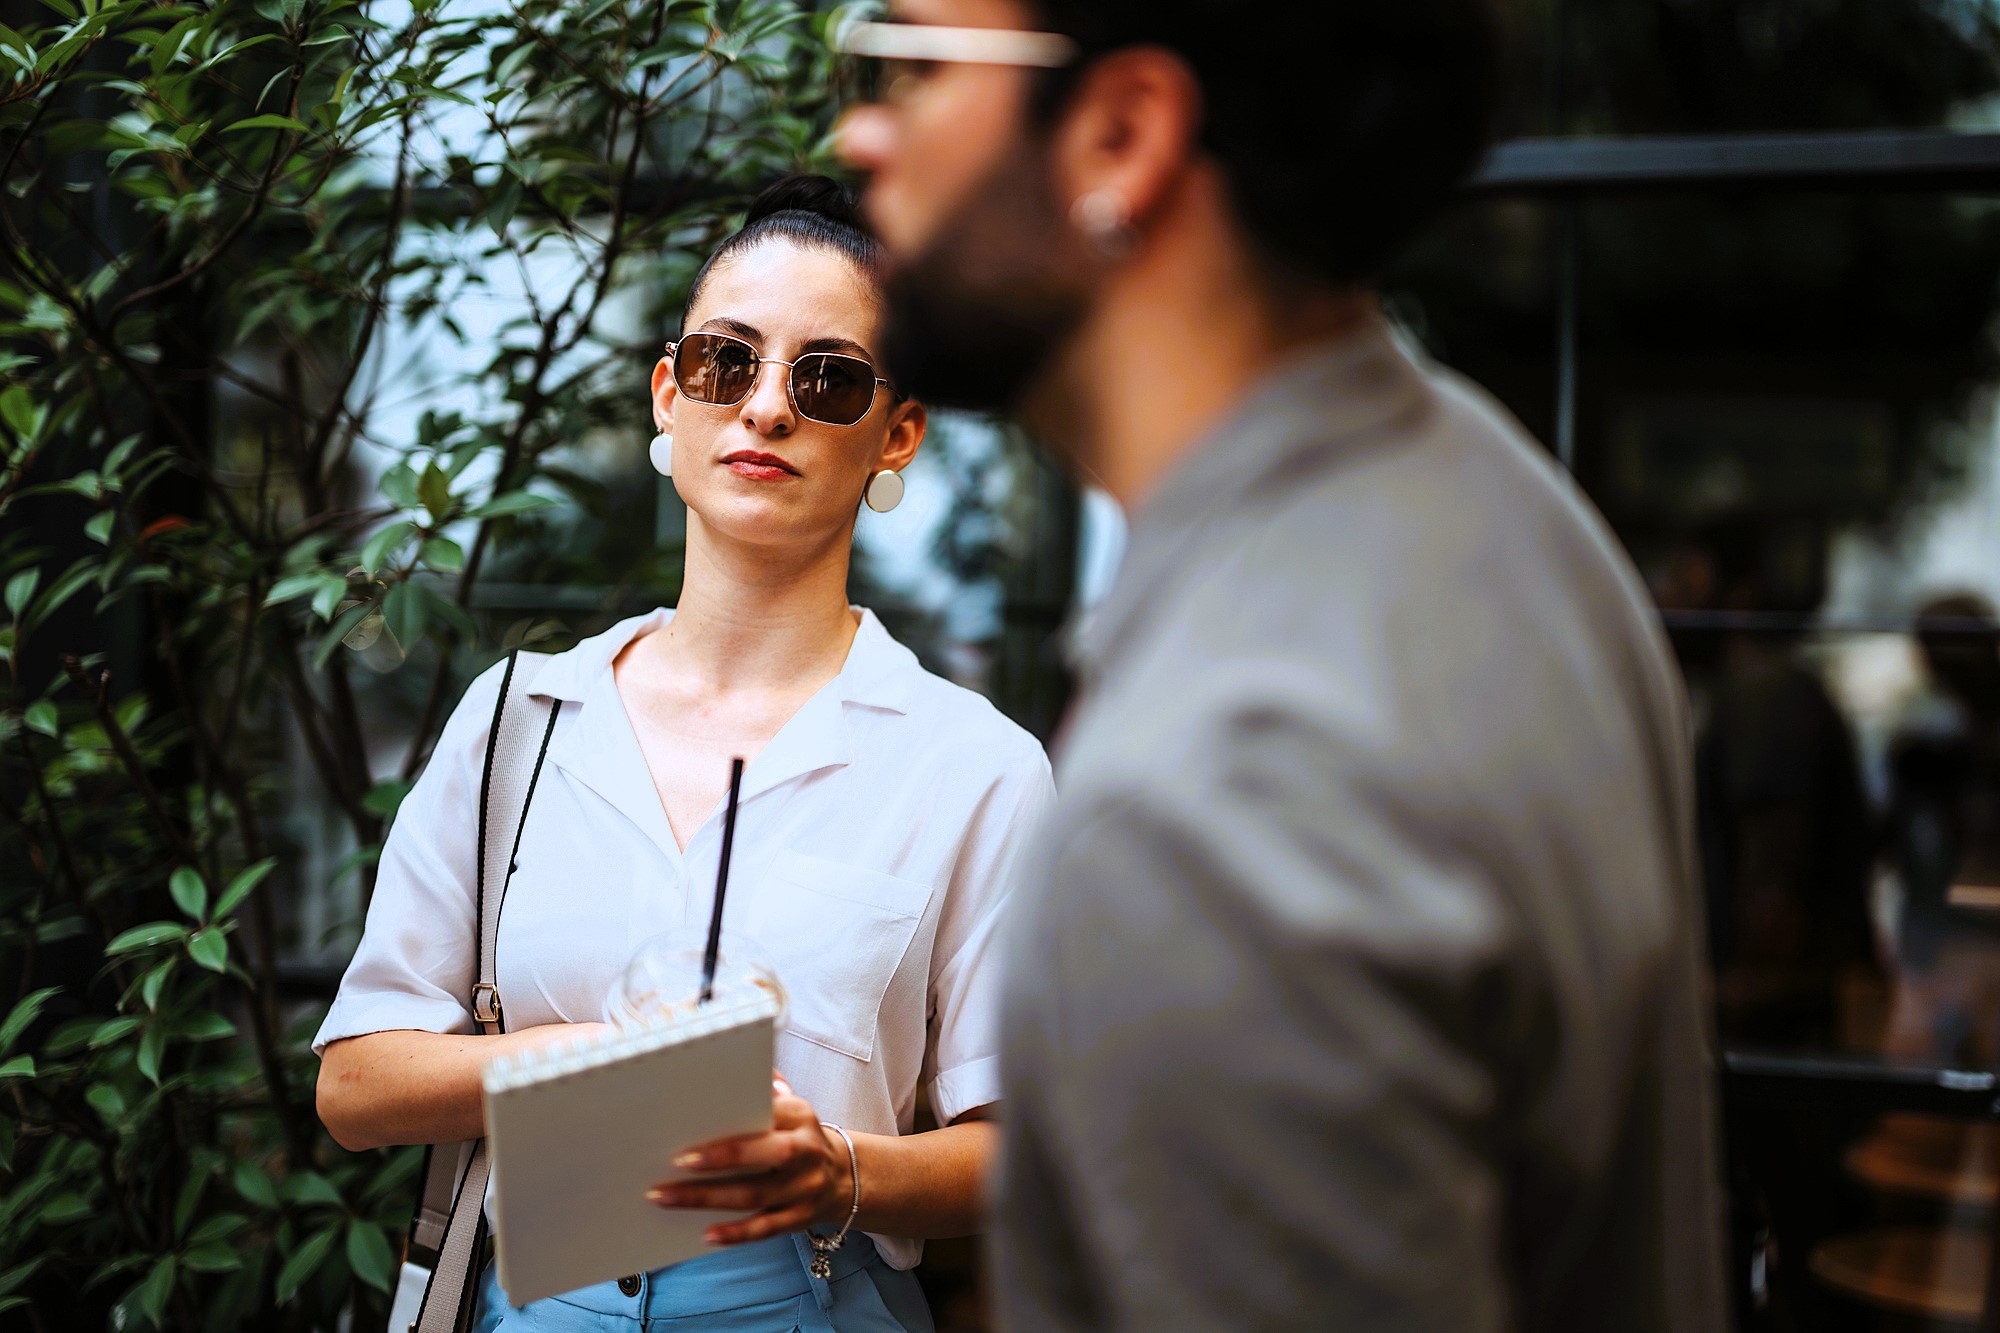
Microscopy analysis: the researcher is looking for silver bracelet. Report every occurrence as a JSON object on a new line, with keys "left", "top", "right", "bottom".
{"left": 808, "top": 1122, "right": 860, "bottom": 1280}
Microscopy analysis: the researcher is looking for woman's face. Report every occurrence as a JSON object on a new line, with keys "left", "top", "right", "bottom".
{"left": 653, "top": 239, "right": 925, "bottom": 552}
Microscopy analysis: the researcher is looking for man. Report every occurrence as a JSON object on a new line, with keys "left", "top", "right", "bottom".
{"left": 839, "top": 3, "right": 1730, "bottom": 1329}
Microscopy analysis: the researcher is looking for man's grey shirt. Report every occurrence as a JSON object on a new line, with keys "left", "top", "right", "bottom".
{"left": 994, "top": 318, "right": 1729, "bottom": 1332}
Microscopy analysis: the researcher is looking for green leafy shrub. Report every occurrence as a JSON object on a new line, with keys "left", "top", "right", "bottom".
{"left": 0, "top": 0, "right": 847, "bottom": 1325}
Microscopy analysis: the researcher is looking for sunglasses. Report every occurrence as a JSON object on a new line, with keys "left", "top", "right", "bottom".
{"left": 666, "top": 331, "right": 895, "bottom": 427}
{"left": 834, "top": 20, "right": 1079, "bottom": 106}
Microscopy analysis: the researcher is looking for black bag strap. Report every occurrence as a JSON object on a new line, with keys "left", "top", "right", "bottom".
{"left": 400, "top": 651, "right": 556, "bottom": 1333}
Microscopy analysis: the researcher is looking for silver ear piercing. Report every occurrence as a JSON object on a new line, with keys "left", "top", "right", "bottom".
{"left": 1071, "top": 188, "right": 1136, "bottom": 259}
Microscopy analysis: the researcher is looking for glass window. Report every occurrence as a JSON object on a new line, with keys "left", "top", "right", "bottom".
{"left": 1557, "top": 0, "right": 2000, "bottom": 136}
{"left": 1396, "top": 185, "right": 2000, "bottom": 1329}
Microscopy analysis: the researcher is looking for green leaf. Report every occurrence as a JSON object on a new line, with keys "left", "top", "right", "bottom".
{"left": 187, "top": 1213, "right": 247, "bottom": 1247}
{"left": 22, "top": 700, "right": 56, "bottom": 736}
{"left": 136, "top": 1023, "right": 167, "bottom": 1084}
{"left": 224, "top": 113, "right": 310, "bottom": 133}
{"left": 361, "top": 1145, "right": 425, "bottom": 1202}
{"left": 173, "top": 1170, "right": 204, "bottom": 1236}
{"left": 0, "top": 986, "right": 57, "bottom": 1054}
{"left": 85, "top": 1083, "right": 125, "bottom": 1122}
{"left": 191, "top": 31, "right": 279, "bottom": 73}
{"left": 311, "top": 574, "right": 347, "bottom": 621}
{"left": 169, "top": 866, "right": 206, "bottom": 920}
{"left": 0, "top": 1257, "right": 43, "bottom": 1298}
{"left": 263, "top": 572, "right": 325, "bottom": 607}
{"left": 467, "top": 490, "right": 556, "bottom": 520}
{"left": 0, "top": 1055, "right": 34, "bottom": 1080}
{"left": 326, "top": 843, "right": 381, "bottom": 890}
{"left": 132, "top": 1254, "right": 173, "bottom": 1327}
{"left": 25, "top": 558, "right": 100, "bottom": 634}
{"left": 171, "top": 1011, "right": 232, "bottom": 1041}
{"left": 418, "top": 461, "right": 452, "bottom": 520}
{"left": 232, "top": 1160, "right": 278, "bottom": 1210}
{"left": 87, "top": 1016, "right": 141, "bottom": 1048}
{"left": 214, "top": 858, "right": 276, "bottom": 919}
{"left": 182, "top": 1243, "right": 241, "bottom": 1273}
{"left": 280, "top": 1171, "right": 342, "bottom": 1207}
{"left": 383, "top": 580, "right": 425, "bottom": 648}
{"left": 346, "top": 1219, "right": 393, "bottom": 1293}
{"left": 378, "top": 462, "right": 419, "bottom": 509}
{"left": 0, "top": 385, "right": 41, "bottom": 441}
{"left": 359, "top": 521, "right": 413, "bottom": 575}
{"left": 83, "top": 510, "right": 114, "bottom": 544}
{"left": 274, "top": 1226, "right": 337, "bottom": 1304}
{"left": 146, "top": 13, "right": 197, "bottom": 74}
{"left": 3, "top": 569, "right": 37, "bottom": 617}
{"left": 139, "top": 962, "right": 171, "bottom": 1011}
{"left": 40, "top": 1192, "right": 92, "bottom": 1225}
{"left": 187, "top": 927, "right": 228, "bottom": 972}
{"left": 105, "top": 922, "right": 187, "bottom": 954}
{"left": 361, "top": 779, "right": 412, "bottom": 818}
{"left": 420, "top": 535, "right": 465, "bottom": 572}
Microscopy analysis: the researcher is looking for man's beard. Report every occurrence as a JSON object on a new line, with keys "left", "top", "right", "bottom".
{"left": 879, "top": 144, "right": 1089, "bottom": 418}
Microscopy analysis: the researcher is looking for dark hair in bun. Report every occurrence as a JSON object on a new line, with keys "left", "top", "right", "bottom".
{"left": 682, "top": 175, "right": 882, "bottom": 322}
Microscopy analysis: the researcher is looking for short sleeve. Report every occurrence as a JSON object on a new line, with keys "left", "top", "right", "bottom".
{"left": 311, "top": 660, "right": 511, "bottom": 1055}
{"left": 921, "top": 730, "right": 1056, "bottom": 1124}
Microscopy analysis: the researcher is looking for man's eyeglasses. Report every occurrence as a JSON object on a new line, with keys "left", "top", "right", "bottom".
{"left": 834, "top": 19, "right": 1079, "bottom": 105}
{"left": 667, "top": 331, "right": 895, "bottom": 427}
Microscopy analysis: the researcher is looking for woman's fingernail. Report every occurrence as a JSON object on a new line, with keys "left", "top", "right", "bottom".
{"left": 703, "top": 1228, "right": 726, "bottom": 1244}
{"left": 673, "top": 1152, "right": 702, "bottom": 1169}
{"left": 646, "top": 1187, "right": 671, "bottom": 1203}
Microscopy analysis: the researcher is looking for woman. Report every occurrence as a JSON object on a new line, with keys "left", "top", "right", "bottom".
{"left": 314, "top": 176, "right": 1054, "bottom": 1332}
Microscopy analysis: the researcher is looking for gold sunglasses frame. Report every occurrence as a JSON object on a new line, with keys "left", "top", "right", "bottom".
{"left": 666, "top": 332, "right": 896, "bottom": 427}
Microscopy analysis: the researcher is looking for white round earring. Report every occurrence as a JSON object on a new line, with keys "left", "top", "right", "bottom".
{"left": 863, "top": 469, "right": 904, "bottom": 513}
{"left": 648, "top": 432, "right": 673, "bottom": 478}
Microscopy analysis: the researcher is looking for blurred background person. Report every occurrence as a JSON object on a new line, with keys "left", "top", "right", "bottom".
{"left": 839, "top": 2, "right": 1730, "bottom": 1330}
{"left": 1653, "top": 514, "right": 1878, "bottom": 1048}
{"left": 1880, "top": 591, "right": 2000, "bottom": 1066}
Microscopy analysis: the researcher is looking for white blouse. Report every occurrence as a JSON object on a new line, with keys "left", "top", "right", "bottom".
{"left": 314, "top": 608, "right": 1054, "bottom": 1270}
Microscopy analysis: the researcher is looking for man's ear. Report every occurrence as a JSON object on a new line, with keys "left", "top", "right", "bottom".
{"left": 1048, "top": 45, "right": 1202, "bottom": 236}
{"left": 878, "top": 398, "right": 927, "bottom": 473}
{"left": 650, "top": 355, "right": 678, "bottom": 433}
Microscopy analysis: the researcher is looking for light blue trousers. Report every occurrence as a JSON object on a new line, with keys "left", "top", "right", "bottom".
{"left": 473, "top": 1233, "right": 934, "bottom": 1332}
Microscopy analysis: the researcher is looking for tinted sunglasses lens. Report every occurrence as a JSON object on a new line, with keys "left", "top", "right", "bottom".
{"left": 675, "top": 333, "right": 757, "bottom": 404}
{"left": 792, "top": 354, "right": 876, "bottom": 425}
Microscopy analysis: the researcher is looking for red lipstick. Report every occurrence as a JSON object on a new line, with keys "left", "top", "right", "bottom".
{"left": 721, "top": 450, "right": 799, "bottom": 481}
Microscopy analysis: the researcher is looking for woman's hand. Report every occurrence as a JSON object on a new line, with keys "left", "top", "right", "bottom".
{"left": 645, "top": 1076, "right": 850, "bottom": 1246}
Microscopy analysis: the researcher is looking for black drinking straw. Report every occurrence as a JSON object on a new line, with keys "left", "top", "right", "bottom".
{"left": 699, "top": 756, "right": 746, "bottom": 1005}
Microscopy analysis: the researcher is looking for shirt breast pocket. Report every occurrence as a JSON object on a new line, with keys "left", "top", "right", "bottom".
{"left": 741, "top": 850, "right": 933, "bottom": 1063}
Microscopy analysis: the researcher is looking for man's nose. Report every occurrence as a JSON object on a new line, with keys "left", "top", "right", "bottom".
{"left": 834, "top": 106, "right": 896, "bottom": 173}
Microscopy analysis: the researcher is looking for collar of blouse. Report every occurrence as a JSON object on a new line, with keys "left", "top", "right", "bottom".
{"left": 523, "top": 606, "right": 918, "bottom": 865}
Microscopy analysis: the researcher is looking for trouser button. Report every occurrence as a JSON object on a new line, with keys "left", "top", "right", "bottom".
{"left": 617, "top": 1274, "right": 641, "bottom": 1297}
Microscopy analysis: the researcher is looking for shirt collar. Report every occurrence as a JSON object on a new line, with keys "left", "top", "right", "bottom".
{"left": 527, "top": 605, "right": 919, "bottom": 861}
{"left": 525, "top": 605, "right": 916, "bottom": 717}
{"left": 1072, "top": 313, "right": 1431, "bottom": 677}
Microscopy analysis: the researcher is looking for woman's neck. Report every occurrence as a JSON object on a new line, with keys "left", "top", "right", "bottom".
{"left": 630, "top": 516, "right": 859, "bottom": 696}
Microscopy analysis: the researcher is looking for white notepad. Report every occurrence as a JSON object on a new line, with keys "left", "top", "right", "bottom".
{"left": 481, "top": 987, "right": 780, "bottom": 1306}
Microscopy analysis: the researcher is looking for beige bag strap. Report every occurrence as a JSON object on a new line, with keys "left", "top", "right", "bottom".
{"left": 402, "top": 651, "right": 555, "bottom": 1333}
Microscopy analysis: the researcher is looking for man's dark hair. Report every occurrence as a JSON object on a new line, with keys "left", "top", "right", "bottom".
{"left": 1033, "top": 1, "right": 1500, "bottom": 286}
{"left": 684, "top": 175, "right": 882, "bottom": 321}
